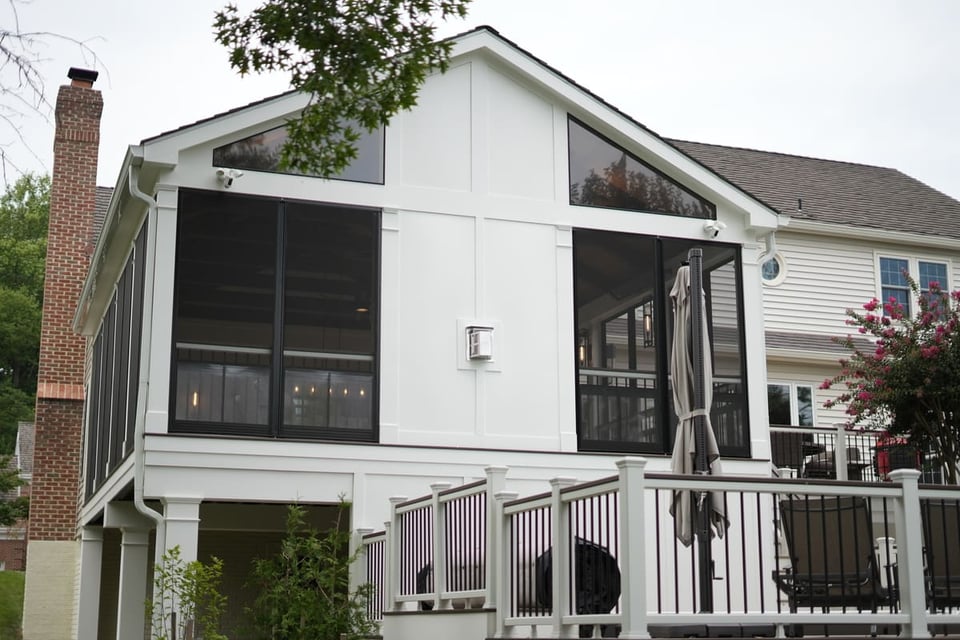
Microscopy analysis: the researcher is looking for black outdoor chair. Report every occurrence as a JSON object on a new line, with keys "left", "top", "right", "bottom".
{"left": 921, "top": 500, "right": 960, "bottom": 611}
{"left": 775, "top": 496, "right": 891, "bottom": 636}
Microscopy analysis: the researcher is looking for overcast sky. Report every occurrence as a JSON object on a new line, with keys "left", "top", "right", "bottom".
{"left": 4, "top": 0, "right": 959, "bottom": 202}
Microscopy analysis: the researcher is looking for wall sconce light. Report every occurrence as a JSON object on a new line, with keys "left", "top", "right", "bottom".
{"left": 466, "top": 325, "right": 494, "bottom": 360}
{"left": 642, "top": 303, "right": 654, "bottom": 347}
{"left": 578, "top": 335, "right": 588, "bottom": 365}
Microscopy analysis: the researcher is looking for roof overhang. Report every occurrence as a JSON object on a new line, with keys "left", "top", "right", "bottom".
{"left": 449, "top": 28, "right": 783, "bottom": 233}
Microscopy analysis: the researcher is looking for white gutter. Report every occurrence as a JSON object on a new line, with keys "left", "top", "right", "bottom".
{"left": 788, "top": 218, "right": 960, "bottom": 251}
{"left": 127, "top": 161, "right": 166, "bottom": 551}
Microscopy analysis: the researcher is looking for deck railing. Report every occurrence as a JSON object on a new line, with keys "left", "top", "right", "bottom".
{"left": 359, "top": 462, "right": 960, "bottom": 638}
{"left": 770, "top": 424, "right": 948, "bottom": 484}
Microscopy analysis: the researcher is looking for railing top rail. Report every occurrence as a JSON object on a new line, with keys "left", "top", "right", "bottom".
{"left": 560, "top": 476, "right": 619, "bottom": 502}
{"left": 641, "top": 471, "right": 903, "bottom": 497}
{"left": 439, "top": 478, "right": 486, "bottom": 500}
{"left": 918, "top": 484, "right": 960, "bottom": 498}
{"left": 503, "top": 491, "right": 552, "bottom": 513}
{"left": 394, "top": 494, "right": 432, "bottom": 512}
{"left": 361, "top": 530, "right": 386, "bottom": 542}
{"left": 769, "top": 424, "right": 883, "bottom": 437}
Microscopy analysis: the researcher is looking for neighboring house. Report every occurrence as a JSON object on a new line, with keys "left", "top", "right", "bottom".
{"left": 0, "top": 421, "right": 33, "bottom": 571}
{"left": 671, "top": 140, "right": 960, "bottom": 435}
{"left": 21, "top": 25, "right": 960, "bottom": 640}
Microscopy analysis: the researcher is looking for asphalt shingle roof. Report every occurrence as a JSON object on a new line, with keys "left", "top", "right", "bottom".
{"left": 668, "top": 139, "right": 960, "bottom": 240}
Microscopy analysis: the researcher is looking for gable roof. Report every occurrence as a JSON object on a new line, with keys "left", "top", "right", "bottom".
{"left": 669, "top": 139, "right": 960, "bottom": 241}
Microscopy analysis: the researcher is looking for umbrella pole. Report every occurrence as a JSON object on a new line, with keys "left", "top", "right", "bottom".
{"left": 688, "top": 248, "right": 714, "bottom": 613}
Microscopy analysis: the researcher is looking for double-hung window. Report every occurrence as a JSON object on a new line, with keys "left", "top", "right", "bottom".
{"left": 878, "top": 255, "right": 949, "bottom": 316}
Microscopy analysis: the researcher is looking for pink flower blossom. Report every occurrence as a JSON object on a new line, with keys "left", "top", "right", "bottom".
{"left": 863, "top": 299, "right": 879, "bottom": 312}
{"left": 921, "top": 346, "right": 940, "bottom": 359}
{"left": 819, "top": 378, "right": 832, "bottom": 390}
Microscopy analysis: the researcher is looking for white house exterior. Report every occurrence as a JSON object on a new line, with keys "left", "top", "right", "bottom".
{"left": 32, "top": 24, "right": 960, "bottom": 640}
{"left": 19, "top": 27, "right": 793, "bottom": 639}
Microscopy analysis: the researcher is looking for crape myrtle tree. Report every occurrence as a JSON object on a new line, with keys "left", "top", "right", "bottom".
{"left": 821, "top": 277, "right": 960, "bottom": 484}
{"left": 213, "top": 0, "right": 471, "bottom": 178}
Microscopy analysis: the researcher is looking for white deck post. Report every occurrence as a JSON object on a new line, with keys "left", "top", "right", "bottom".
{"left": 550, "top": 476, "right": 577, "bottom": 638}
{"left": 431, "top": 482, "right": 452, "bottom": 610}
{"left": 494, "top": 490, "right": 520, "bottom": 637}
{"left": 890, "top": 469, "right": 931, "bottom": 638}
{"left": 834, "top": 424, "right": 849, "bottom": 481}
{"left": 617, "top": 457, "right": 651, "bottom": 639}
{"left": 387, "top": 496, "right": 407, "bottom": 612}
{"left": 484, "top": 466, "right": 508, "bottom": 609}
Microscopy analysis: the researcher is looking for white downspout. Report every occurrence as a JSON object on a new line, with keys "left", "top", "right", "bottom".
{"left": 127, "top": 164, "right": 165, "bottom": 552}
{"left": 758, "top": 214, "right": 790, "bottom": 267}
{"left": 757, "top": 230, "right": 778, "bottom": 267}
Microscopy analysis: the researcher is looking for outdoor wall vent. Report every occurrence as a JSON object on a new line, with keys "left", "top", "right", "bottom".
{"left": 466, "top": 325, "right": 494, "bottom": 360}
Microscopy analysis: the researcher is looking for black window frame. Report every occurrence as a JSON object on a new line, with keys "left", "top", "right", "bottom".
{"left": 168, "top": 188, "right": 381, "bottom": 442}
{"left": 573, "top": 230, "right": 750, "bottom": 458}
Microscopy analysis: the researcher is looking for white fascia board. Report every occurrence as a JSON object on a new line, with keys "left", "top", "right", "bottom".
{"left": 449, "top": 31, "right": 781, "bottom": 233}
{"left": 788, "top": 218, "right": 960, "bottom": 251}
{"left": 141, "top": 90, "right": 309, "bottom": 167}
{"left": 73, "top": 146, "right": 141, "bottom": 334}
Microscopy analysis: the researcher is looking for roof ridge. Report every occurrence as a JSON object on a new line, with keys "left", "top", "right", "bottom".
{"left": 666, "top": 137, "right": 900, "bottom": 173}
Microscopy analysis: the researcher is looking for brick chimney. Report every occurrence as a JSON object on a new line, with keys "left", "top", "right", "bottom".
{"left": 29, "top": 67, "right": 102, "bottom": 542}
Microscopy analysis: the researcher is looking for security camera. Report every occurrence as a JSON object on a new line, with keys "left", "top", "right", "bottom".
{"left": 215, "top": 168, "right": 243, "bottom": 189}
{"left": 703, "top": 220, "right": 727, "bottom": 238}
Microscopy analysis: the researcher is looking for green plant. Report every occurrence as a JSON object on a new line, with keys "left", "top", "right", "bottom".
{"left": 147, "top": 546, "right": 228, "bottom": 640}
{"left": 213, "top": 0, "right": 471, "bottom": 178}
{"left": 246, "top": 502, "right": 374, "bottom": 640}
{"left": 822, "top": 276, "right": 960, "bottom": 484}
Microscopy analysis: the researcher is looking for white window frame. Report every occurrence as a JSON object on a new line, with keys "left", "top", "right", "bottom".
{"left": 874, "top": 252, "right": 951, "bottom": 316}
{"left": 767, "top": 381, "right": 815, "bottom": 427}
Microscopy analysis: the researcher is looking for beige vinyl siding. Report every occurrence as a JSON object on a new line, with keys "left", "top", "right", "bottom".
{"left": 762, "top": 232, "right": 874, "bottom": 337}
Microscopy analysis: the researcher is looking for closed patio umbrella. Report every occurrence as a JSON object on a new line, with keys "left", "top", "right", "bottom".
{"left": 668, "top": 249, "right": 727, "bottom": 551}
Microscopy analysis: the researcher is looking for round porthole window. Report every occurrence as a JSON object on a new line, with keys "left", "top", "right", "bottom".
{"left": 761, "top": 253, "right": 786, "bottom": 286}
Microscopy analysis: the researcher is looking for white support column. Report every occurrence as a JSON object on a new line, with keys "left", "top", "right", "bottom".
{"left": 890, "top": 469, "right": 931, "bottom": 639}
{"left": 493, "top": 490, "right": 519, "bottom": 638}
{"left": 617, "top": 457, "right": 651, "bottom": 639}
{"left": 76, "top": 526, "right": 104, "bottom": 640}
{"left": 834, "top": 425, "right": 849, "bottom": 481}
{"left": 550, "top": 476, "right": 577, "bottom": 638}
{"left": 483, "top": 466, "right": 508, "bottom": 609}
{"left": 115, "top": 527, "right": 151, "bottom": 640}
{"left": 161, "top": 497, "right": 201, "bottom": 562}
{"left": 430, "top": 482, "right": 452, "bottom": 610}
{"left": 387, "top": 496, "right": 407, "bottom": 612}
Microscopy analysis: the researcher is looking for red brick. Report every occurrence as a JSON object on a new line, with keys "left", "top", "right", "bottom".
{"left": 29, "top": 77, "right": 102, "bottom": 543}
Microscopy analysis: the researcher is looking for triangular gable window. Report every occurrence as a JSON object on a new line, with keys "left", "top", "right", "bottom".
{"left": 212, "top": 124, "right": 384, "bottom": 184}
{"left": 568, "top": 117, "right": 714, "bottom": 219}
